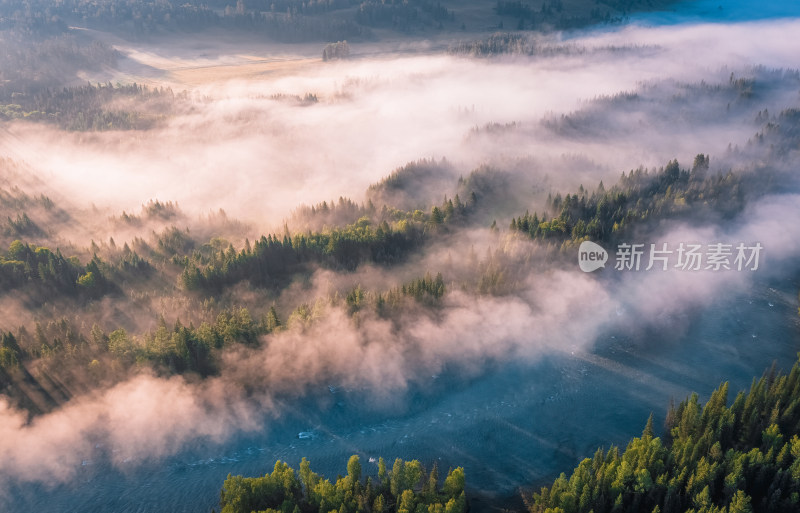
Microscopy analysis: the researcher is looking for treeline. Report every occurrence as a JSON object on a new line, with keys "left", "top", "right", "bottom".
{"left": 0, "top": 82, "right": 179, "bottom": 130}
{"left": 493, "top": 0, "right": 583, "bottom": 31}
{"left": 0, "top": 235, "right": 161, "bottom": 304}
{"left": 449, "top": 33, "right": 535, "bottom": 57}
{"left": 323, "top": 40, "right": 351, "bottom": 61}
{"left": 0, "top": 306, "right": 276, "bottom": 410}
{"left": 355, "top": 0, "right": 454, "bottom": 31}
{"left": 215, "top": 357, "right": 800, "bottom": 513}
{"left": 228, "top": 12, "right": 370, "bottom": 44}
{"left": 0, "top": 0, "right": 217, "bottom": 35}
{"left": 0, "top": 306, "right": 270, "bottom": 375}
{"left": 116, "top": 200, "right": 183, "bottom": 226}
{"left": 180, "top": 192, "right": 476, "bottom": 294}
{"left": 292, "top": 197, "right": 372, "bottom": 231}
{"left": 3, "top": 212, "right": 43, "bottom": 237}
{"left": 492, "top": 0, "right": 614, "bottom": 32}
{"left": 179, "top": 218, "right": 425, "bottom": 292}
{"left": 495, "top": 1, "right": 539, "bottom": 20}
{"left": 0, "top": 180, "right": 57, "bottom": 215}
{"left": 5, "top": 156, "right": 581, "bottom": 305}
{"left": 244, "top": 0, "right": 354, "bottom": 17}
{"left": 528, "top": 357, "right": 800, "bottom": 513}
{"left": 0, "top": 0, "right": 372, "bottom": 42}
{"left": 0, "top": 265, "right": 449, "bottom": 411}
{"left": 448, "top": 33, "right": 642, "bottom": 58}
{"left": 383, "top": 271, "right": 445, "bottom": 307}
{"left": 219, "top": 455, "right": 466, "bottom": 513}
{"left": 292, "top": 159, "right": 494, "bottom": 231}
{"left": 0, "top": 0, "right": 682, "bottom": 47}
{"left": 94, "top": 307, "right": 273, "bottom": 376}
{"left": 366, "top": 158, "right": 457, "bottom": 212}
{"left": 0, "top": 240, "right": 112, "bottom": 297}
{"left": 0, "top": 267, "right": 449, "bottom": 382}
{"left": 343, "top": 272, "right": 445, "bottom": 315}
{"left": 745, "top": 106, "right": 800, "bottom": 156}
{"left": 0, "top": 162, "right": 74, "bottom": 246}
{"left": 541, "top": 71, "right": 796, "bottom": 141}
{"left": 0, "top": 31, "right": 117, "bottom": 99}
{"left": 1, "top": 179, "right": 477, "bottom": 304}
{"left": 509, "top": 155, "right": 763, "bottom": 246}
{"left": 489, "top": 0, "right": 670, "bottom": 31}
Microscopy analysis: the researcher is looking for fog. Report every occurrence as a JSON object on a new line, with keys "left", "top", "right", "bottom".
{"left": 3, "top": 19, "right": 800, "bottom": 234}
{"left": 2, "top": 191, "right": 798, "bottom": 489}
{"left": 2, "top": 9, "right": 800, "bottom": 506}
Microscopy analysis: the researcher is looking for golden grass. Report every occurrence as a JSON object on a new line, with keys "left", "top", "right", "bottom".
{"left": 166, "top": 56, "right": 321, "bottom": 86}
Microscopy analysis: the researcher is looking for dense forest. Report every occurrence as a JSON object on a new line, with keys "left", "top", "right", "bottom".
{"left": 0, "top": 0, "right": 680, "bottom": 44}
{"left": 215, "top": 357, "right": 800, "bottom": 513}
{"left": 0, "top": 27, "right": 187, "bottom": 128}
{"left": 0, "top": 82, "right": 180, "bottom": 130}
{"left": 219, "top": 456, "right": 466, "bottom": 513}
{"left": 527, "top": 358, "right": 800, "bottom": 513}
{"left": 507, "top": 154, "right": 745, "bottom": 247}
{"left": 0, "top": 141, "right": 784, "bottom": 413}
{"left": 447, "top": 32, "right": 654, "bottom": 57}
{"left": 0, "top": 0, "right": 371, "bottom": 41}
{"left": 0, "top": 31, "right": 118, "bottom": 98}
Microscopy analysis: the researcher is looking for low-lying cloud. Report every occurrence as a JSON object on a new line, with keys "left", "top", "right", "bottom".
{"left": 2, "top": 19, "right": 800, "bottom": 235}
